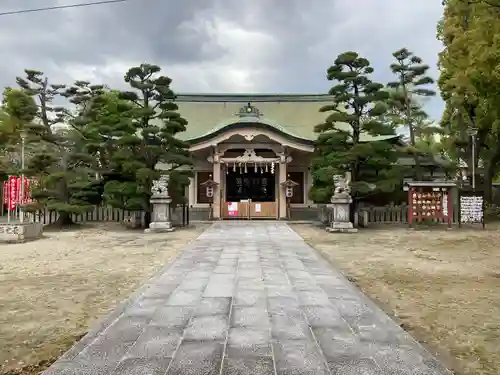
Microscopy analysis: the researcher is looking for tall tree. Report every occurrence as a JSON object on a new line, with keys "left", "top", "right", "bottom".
{"left": 388, "top": 48, "right": 436, "bottom": 179}
{"left": 310, "top": 52, "right": 402, "bottom": 205}
{"left": 438, "top": 0, "right": 500, "bottom": 200}
{"left": 98, "top": 64, "right": 192, "bottom": 225}
{"left": 11, "top": 70, "right": 99, "bottom": 225}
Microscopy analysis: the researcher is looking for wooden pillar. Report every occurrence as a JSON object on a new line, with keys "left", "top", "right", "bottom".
{"left": 279, "top": 161, "right": 287, "bottom": 219}
{"left": 188, "top": 177, "right": 195, "bottom": 206}
{"left": 447, "top": 187, "right": 453, "bottom": 228}
{"left": 213, "top": 161, "right": 221, "bottom": 219}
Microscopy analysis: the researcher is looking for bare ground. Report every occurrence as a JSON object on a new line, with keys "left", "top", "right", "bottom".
{"left": 291, "top": 223, "right": 500, "bottom": 375}
{"left": 0, "top": 223, "right": 210, "bottom": 375}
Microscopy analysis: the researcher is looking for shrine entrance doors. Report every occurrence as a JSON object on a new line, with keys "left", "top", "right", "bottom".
{"left": 222, "top": 166, "right": 278, "bottom": 219}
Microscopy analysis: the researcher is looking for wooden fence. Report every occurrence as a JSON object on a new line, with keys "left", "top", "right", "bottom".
{"left": 358, "top": 205, "right": 460, "bottom": 225}
{"left": 23, "top": 205, "right": 189, "bottom": 226}
{"left": 27, "top": 206, "right": 144, "bottom": 225}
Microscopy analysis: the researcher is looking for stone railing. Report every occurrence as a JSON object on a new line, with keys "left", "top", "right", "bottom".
{"left": 0, "top": 222, "right": 44, "bottom": 243}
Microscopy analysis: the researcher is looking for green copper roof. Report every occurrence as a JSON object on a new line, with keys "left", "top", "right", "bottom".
{"left": 174, "top": 93, "right": 398, "bottom": 143}
{"left": 198, "top": 116, "right": 305, "bottom": 140}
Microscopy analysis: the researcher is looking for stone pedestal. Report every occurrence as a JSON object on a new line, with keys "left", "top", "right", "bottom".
{"left": 326, "top": 195, "right": 358, "bottom": 233}
{"left": 145, "top": 196, "right": 175, "bottom": 233}
{"left": 0, "top": 222, "right": 44, "bottom": 243}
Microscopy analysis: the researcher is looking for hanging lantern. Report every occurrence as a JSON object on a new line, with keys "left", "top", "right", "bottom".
{"left": 271, "top": 162, "right": 275, "bottom": 174}
{"left": 233, "top": 163, "right": 236, "bottom": 172}
{"left": 244, "top": 163, "right": 248, "bottom": 173}
{"left": 260, "top": 165, "right": 263, "bottom": 174}
{"left": 265, "top": 163, "right": 268, "bottom": 173}
{"left": 254, "top": 163, "right": 258, "bottom": 173}
{"left": 239, "top": 163, "right": 243, "bottom": 174}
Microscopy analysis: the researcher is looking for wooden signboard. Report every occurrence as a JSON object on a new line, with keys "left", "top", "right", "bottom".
{"left": 405, "top": 181, "right": 456, "bottom": 228}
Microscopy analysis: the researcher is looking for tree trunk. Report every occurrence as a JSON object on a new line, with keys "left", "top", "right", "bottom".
{"left": 484, "top": 169, "right": 493, "bottom": 203}
{"left": 144, "top": 209, "right": 151, "bottom": 228}
{"left": 53, "top": 212, "right": 75, "bottom": 227}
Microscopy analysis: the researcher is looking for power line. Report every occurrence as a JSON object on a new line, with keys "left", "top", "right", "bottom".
{"left": 0, "top": 0, "right": 133, "bottom": 16}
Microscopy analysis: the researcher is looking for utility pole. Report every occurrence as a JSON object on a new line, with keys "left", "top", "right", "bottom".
{"left": 467, "top": 127, "right": 478, "bottom": 191}
{"left": 19, "top": 132, "right": 26, "bottom": 223}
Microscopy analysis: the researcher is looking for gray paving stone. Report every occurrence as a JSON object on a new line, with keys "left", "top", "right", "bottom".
{"left": 176, "top": 277, "right": 209, "bottom": 291}
{"left": 266, "top": 285, "right": 296, "bottom": 299}
{"left": 204, "top": 274, "right": 235, "bottom": 297}
{"left": 42, "top": 359, "right": 115, "bottom": 375}
{"left": 184, "top": 315, "right": 229, "bottom": 341}
{"left": 237, "top": 278, "right": 265, "bottom": 291}
{"left": 141, "top": 283, "right": 178, "bottom": 299}
{"left": 231, "top": 306, "right": 270, "bottom": 328}
{"left": 312, "top": 328, "right": 370, "bottom": 360}
{"left": 221, "top": 357, "right": 274, "bottom": 375}
{"left": 273, "top": 339, "right": 330, "bottom": 375}
{"left": 195, "top": 297, "right": 232, "bottom": 316}
{"left": 151, "top": 306, "right": 194, "bottom": 327}
{"left": 327, "top": 357, "right": 384, "bottom": 375}
{"left": 322, "top": 285, "right": 358, "bottom": 299}
{"left": 267, "top": 296, "right": 300, "bottom": 315}
{"left": 125, "top": 325, "right": 182, "bottom": 358}
{"left": 270, "top": 311, "right": 311, "bottom": 340}
{"left": 43, "top": 222, "right": 451, "bottom": 375}
{"left": 262, "top": 272, "right": 289, "bottom": 284}
{"left": 234, "top": 289, "right": 267, "bottom": 306}
{"left": 226, "top": 327, "right": 272, "bottom": 357}
{"left": 292, "top": 280, "right": 322, "bottom": 291}
{"left": 122, "top": 303, "right": 160, "bottom": 319}
{"left": 237, "top": 268, "right": 263, "bottom": 279}
{"left": 166, "top": 341, "right": 223, "bottom": 375}
{"left": 217, "top": 258, "right": 239, "bottom": 266}
{"left": 214, "top": 265, "right": 237, "bottom": 274}
{"left": 297, "top": 290, "right": 331, "bottom": 306}
{"left": 111, "top": 357, "right": 172, "bottom": 375}
{"left": 372, "top": 345, "right": 442, "bottom": 374}
{"left": 166, "top": 290, "right": 202, "bottom": 306}
{"left": 301, "top": 305, "right": 350, "bottom": 329}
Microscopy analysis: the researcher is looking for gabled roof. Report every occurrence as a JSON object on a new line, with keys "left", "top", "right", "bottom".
{"left": 174, "top": 94, "right": 400, "bottom": 143}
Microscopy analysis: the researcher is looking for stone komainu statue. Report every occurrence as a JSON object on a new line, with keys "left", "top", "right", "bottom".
{"left": 333, "top": 172, "right": 351, "bottom": 196}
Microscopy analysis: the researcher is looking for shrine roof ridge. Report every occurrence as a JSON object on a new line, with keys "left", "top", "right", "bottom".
{"left": 175, "top": 93, "right": 334, "bottom": 103}
{"left": 404, "top": 180, "right": 457, "bottom": 187}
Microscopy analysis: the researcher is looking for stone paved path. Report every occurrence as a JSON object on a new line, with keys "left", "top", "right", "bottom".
{"left": 43, "top": 222, "right": 452, "bottom": 375}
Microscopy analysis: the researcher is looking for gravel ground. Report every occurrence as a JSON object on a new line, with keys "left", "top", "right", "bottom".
{"left": 291, "top": 223, "right": 500, "bottom": 375}
{"left": 0, "top": 222, "right": 210, "bottom": 374}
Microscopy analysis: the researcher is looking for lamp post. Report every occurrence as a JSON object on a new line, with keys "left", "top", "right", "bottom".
{"left": 19, "top": 131, "right": 26, "bottom": 223}
{"left": 466, "top": 127, "right": 478, "bottom": 191}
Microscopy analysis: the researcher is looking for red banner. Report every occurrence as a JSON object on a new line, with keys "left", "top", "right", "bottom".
{"left": 4, "top": 176, "right": 35, "bottom": 210}
{"left": 8, "top": 176, "right": 18, "bottom": 211}
{"left": 22, "top": 178, "right": 33, "bottom": 204}
{"left": 3, "top": 181, "right": 7, "bottom": 205}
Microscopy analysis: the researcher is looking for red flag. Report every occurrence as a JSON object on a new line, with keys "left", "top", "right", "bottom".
{"left": 3, "top": 181, "right": 7, "bottom": 205}
{"left": 23, "top": 178, "right": 32, "bottom": 204}
{"left": 8, "top": 176, "right": 18, "bottom": 211}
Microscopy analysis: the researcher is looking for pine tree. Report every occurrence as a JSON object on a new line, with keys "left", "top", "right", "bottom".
{"left": 100, "top": 64, "right": 192, "bottom": 225}
{"left": 12, "top": 70, "right": 99, "bottom": 225}
{"left": 310, "top": 52, "right": 402, "bottom": 205}
{"left": 388, "top": 48, "right": 436, "bottom": 179}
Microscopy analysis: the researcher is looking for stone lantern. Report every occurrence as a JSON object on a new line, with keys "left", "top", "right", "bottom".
{"left": 145, "top": 174, "right": 175, "bottom": 233}
{"left": 200, "top": 174, "right": 219, "bottom": 220}
{"left": 280, "top": 177, "right": 299, "bottom": 219}
{"left": 327, "top": 172, "right": 357, "bottom": 233}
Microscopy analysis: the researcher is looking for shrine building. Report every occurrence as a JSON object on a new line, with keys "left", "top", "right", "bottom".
{"left": 157, "top": 93, "right": 403, "bottom": 220}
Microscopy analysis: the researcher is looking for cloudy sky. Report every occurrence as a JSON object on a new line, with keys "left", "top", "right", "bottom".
{"left": 0, "top": 0, "right": 444, "bottom": 119}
